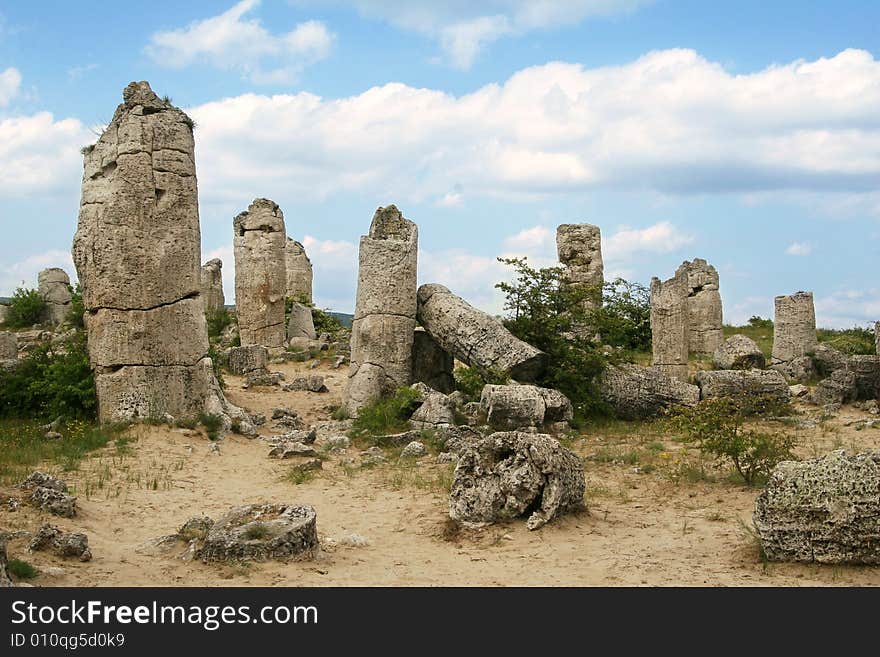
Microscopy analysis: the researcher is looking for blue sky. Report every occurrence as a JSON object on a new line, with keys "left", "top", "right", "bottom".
{"left": 1, "top": 0, "right": 878, "bottom": 327}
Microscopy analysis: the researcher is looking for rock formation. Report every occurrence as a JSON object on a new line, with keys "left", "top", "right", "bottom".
{"left": 650, "top": 271, "right": 689, "bottom": 381}
{"left": 479, "top": 384, "right": 573, "bottom": 430}
{"left": 556, "top": 223, "right": 603, "bottom": 310}
{"left": 417, "top": 284, "right": 547, "bottom": 382}
{"left": 713, "top": 334, "right": 765, "bottom": 370}
{"left": 227, "top": 345, "right": 268, "bottom": 375}
{"left": 285, "top": 238, "right": 313, "bottom": 304}
{"left": 676, "top": 259, "right": 723, "bottom": 354}
{"left": 198, "top": 504, "right": 319, "bottom": 562}
{"left": 38, "top": 268, "right": 72, "bottom": 325}
{"left": 0, "top": 534, "right": 12, "bottom": 587}
{"left": 695, "top": 369, "right": 790, "bottom": 404}
{"left": 73, "top": 81, "right": 237, "bottom": 424}
{"left": 771, "top": 292, "right": 817, "bottom": 365}
{"left": 346, "top": 205, "right": 418, "bottom": 414}
{"left": 200, "top": 258, "right": 224, "bottom": 313}
{"left": 599, "top": 363, "right": 700, "bottom": 419}
{"left": 233, "top": 199, "right": 287, "bottom": 348}
{"left": 286, "top": 302, "right": 317, "bottom": 341}
{"left": 754, "top": 450, "right": 880, "bottom": 564}
{"left": 411, "top": 327, "right": 454, "bottom": 394}
{"left": 449, "top": 431, "right": 584, "bottom": 530}
{"left": 0, "top": 331, "right": 16, "bottom": 360}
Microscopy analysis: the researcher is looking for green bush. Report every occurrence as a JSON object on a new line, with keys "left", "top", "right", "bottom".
{"left": 0, "top": 331, "right": 96, "bottom": 420}
{"left": 198, "top": 412, "right": 224, "bottom": 441}
{"left": 4, "top": 287, "right": 47, "bottom": 328}
{"left": 669, "top": 394, "right": 795, "bottom": 486}
{"left": 205, "top": 308, "right": 234, "bottom": 339}
{"left": 66, "top": 283, "right": 85, "bottom": 328}
{"left": 496, "top": 257, "right": 608, "bottom": 417}
{"left": 7, "top": 558, "right": 38, "bottom": 579}
{"left": 453, "top": 365, "right": 508, "bottom": 401}
{"left": 312, "top": 307, "right": 343, "bottom": 335}
{"left": 350, "top": 387, "right": 422, "bottom": 439}
{"left": 588, "top": 277, "right": 651, "bottom": 352}
{"left": 747, "top": 315, "right": 774, "bottom": 330}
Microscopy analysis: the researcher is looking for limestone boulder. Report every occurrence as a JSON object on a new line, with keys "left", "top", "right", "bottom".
{"left": 286, "top": 302, "right": 316, "bottom": 341}
{"left": 712, "top": 334, "right": 765, "bottom": 370}
{"left": 227, "top": 345, "right": 268, "bottom": 375}
{"left": 770, "top": 356, "right": 816, "bottom": 383}
{"left": 0, "top": 332, "right": 17, "bottom": 360}
{"left": 199, "top": 504, "right": 318, "bottom": 562}
{"left": 771, "top": 292, "right": 817, "bottom": 364}
{"left": 479, "top": 384, "right": 573, "bottom": 430}
{"left": 38, "top": 268, "right": 72, "bottom": 325}
{"left": 449, "top": 431, "right": 584, "bottom": 530}
{"left": 410, "top": 384, "right": 457, "bottom": 428}
{"left": 754, "top": 450, "right": 880, "bottom": 564}
{"left": 598, "top": 363, "right": 700, "bottom": 419}
{"left": 846, "top": 355, "right": 880, "bottom": 400}
{"left": 811, "top": 344, "right": 848, "bottom": 376}
{"left": 695, "top": 369, "right": 790, "bottom": 403}
{"left": 812, "top": 369, "right": 859, "bottom": 406}
{"left": 29, "top": 524, "right": 92, "bottom": 561}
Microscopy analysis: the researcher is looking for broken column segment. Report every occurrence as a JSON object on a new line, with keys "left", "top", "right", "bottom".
{"left": 556, "top": 223, "right": 603, "bottom": 310}
{"left": 650, "top": 270, "right": 689, "bottom": 382}
{"left": 200, "top": 258, "right": 225, "bottom": 314}
{"left": 676, "top": 258, "right": 723, "bottom": 355}
{"left": 72, "top": 81, "right": 231, "bottom": 423}
{"left": 411, "top": 327, "right": 455, "bottom": 394}
{"left": 38, "top": 268, "right": 73, "bottom": 326}
{"left": 771, "top": 291, "right": 817, "bottom": 365}
{"left": 233, "top": 199, "right": 287, "bottom": 348}
{"left": 417, "top": 284, "right": 547, "bottom": 382}
{"left": 285, "top": 238, "right": 313, "bottom": 304}
{"left": 345, "top": 205, "right": 418, "bottom": 414}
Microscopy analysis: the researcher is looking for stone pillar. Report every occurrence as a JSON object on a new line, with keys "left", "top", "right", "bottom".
{"left": 411, "top": 327, "right": 455, "bottom": 394}
{"left": 875, "top": 321, "right": 879, "bottom": 356}
{"left": 72, "top": 81, "right": 230, "bottom": 423}
{"left": 38, "top": 268, "right": 72, "bottom": 325}
{"left": 285, "top": 238, "right": 313, "bottom": 304}
{"left": 287, "top": 302, "right": 317, "bottom": 341}
{"left": 676, "top": 258, "right": 723, "bottom": 355}
{"left": 416, "top": 283, "right": 547, "bottom": 382}
{"left": 346, "top": 205, "right": 418, "bottom": 414}
{"left": 650, "top": 271, "right": 689, "bottom": 382}
{"left": 556, "top": 223, "right": 603, "bottom": 310}
{"left": 200, "top": 258, "right": 225, "bottom": 314}
{"left": 233, "top": 199, "right": 287, "bottom": 348}
{"left": 771, "top": 292, "right": 817, "bottom": 364}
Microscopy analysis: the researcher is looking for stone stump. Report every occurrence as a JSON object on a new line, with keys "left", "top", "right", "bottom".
{"left": 285, "top": 238, "right": 313, "bottom": 304}
{"left": 38, "top": 268, "right": 72, "bottom": 325}
{"left": 650, "top": 271, "right": 689, "bottom": 381}
{"left": 200, "top": 258, "right": 225, "bottom": 314}
{"left": 771, "top": 292, "right": 817, "bottom": 365}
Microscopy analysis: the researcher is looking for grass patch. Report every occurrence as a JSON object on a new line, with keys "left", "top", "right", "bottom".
{"left": 8, "top": 558, "right": 38, "bottom": 579}
{"left": 349, "top": 387, "right": 421, "bottom": 439}
{"left": 287, "top": 468, "right": 317, "bottom": 485}
{"left": 198, "top": 413, "right": 223, "bottom": 441}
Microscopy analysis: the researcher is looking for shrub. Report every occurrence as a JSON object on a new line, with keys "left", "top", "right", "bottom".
{"left": 8, "top": 558, "right": 38, "bottom": 579}
{"left": 669, "top": 394, "right": 796, "bottom": 486}
{"left": 66, "top": 283, "right": 85, "bottom": 328}
{"left": 312, "top": 307, "right": 343, "bottom": 335}
{"left": 205, "top": 308, "right": 234, "bottom": 339}
{"left": 198, "top": 412, "right": 224, "bottom": 441}
{"left": 748, "top": 315, "right": 774, "bottom": 330}
{"left": 350, "top": 387, "right": 422, "bottom": 438}
{"left": 454, "top": 365, "right": 508, "bottom": 401}
{"left": 0, "top": 331, "right": 96, "bottom": 420}
{"left": 4, "top": 287, "right": 47, "bottom": 328}
{"left": 588, "top": 277, "right": 651, "bottom": 352}
{"left": 817, "top": 326, "right": 875, "bottom": 355}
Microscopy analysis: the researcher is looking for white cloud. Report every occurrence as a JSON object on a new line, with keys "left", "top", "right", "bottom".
{"left": 603, "top": 221, "right": 694, "bottom": 262}
{"left": 67, "top": 64, "right": 98, "bottom": 81}
{"left": 187, "top": 49, "right": 880, "bottom": 206}
{"left": 815, "top": 289, "right": 880, "bottom": 329}
{"left": 146, "top": 0, "right": 334, "bottom": 83}
{"left": 298, "top": 1, "right": 648, "bottom": 69}
{"left": 0, "top": 66, "right": 21, "bottom": 106}
{"left": 0, "top": 249, "right": 76, "bottom": 296}
{"left": 785, "top": 241, "right": 813, "bottom": 256}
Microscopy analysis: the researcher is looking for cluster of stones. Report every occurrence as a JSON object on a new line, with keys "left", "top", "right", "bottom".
{"left": 18, "top": 471, "right": 77, "bottom": 518}
{"left": 650, "top": 259, "right": 723, "bottom": 381}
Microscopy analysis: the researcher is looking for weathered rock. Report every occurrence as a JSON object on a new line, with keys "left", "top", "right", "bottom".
{"left": 38, "top": 268, "right": 72, "bottom": 325}
{"left": 346, "top": 205, "right": 418, "bottom": 414}
{"left": 811, "top": 344, "right": 848, "bottom": 376}
{"left": 283, "top": 375, "right": 327, "bottom": 393}
{"left": 227, "top": 345, "right": 268, "bottom": 375}
{"left": 286, "top": 302, "right": 316, "bottom": 341}
{"left": 0, "top": 534, "right": 12, "bottom": 587}
{"left": 479, "top": 384, "right": 573, "bottom": 430}
{"left": 771, "top": 291, "right": 817, "bottom": 365}
{"left": 770, "top": 356, "right": 816, "bottom": 383}
{"left": 233, "top": 198, "right": 287, "bottom": 348}
{"left": 400, "top": 441, "right": 427, "bottom": 459}
{"left": 285, "top": 238, "right": 313, "bottom": 304}
{"left": 411, "top": 327, "right": 455, "bottom": 394}
{"left": 650, "top": 270, "right": 689, "bottom": 381}
{"left": 599, "top": 363, "right": 700, "bottom": 419}
{"left": 410, "top": 386, "right": 457, "bottom": 428}
{"left": 245, "top": 370, "right": 284, "bottom": 387}
{"left": 789, "top": 384, "right": 809, "bottom": 398}
{"left": 19, "top": 472, "right": 77, "bottom": 518}
{"left": 200, "top": 258, "right": 225, "bottom": 314}
{"left": 0, "top": 332, "right": 17, "bottom": 360}
{"left": 268, "top": 442, "right": 317, "bottom": 459}
{"left": 556, "top": 223, "right": 603, "bottom": 311}
{"left": 449, "top": 431, "right": 584, "bottom": 530}
{"left": 812, "top": 368, "right": 857, "bottom": 405}
{"left": 72, "top": 81, "right": 231, "bottom": 424}
{"left": 845, "top": 355, "right": 880, "bottom": 400}
{"left": 695, "top": 369, "right": 790, "bottom": 403}
{"left": 417, "top": 283, "right": 547, "bottom": 382}
{"left": 754, "top": 450, "right": 880, "bottom": 564}
{"left": 198, "top": 504, "right": 319, "bottom": 562}
{"left": 177, "top": 516, "right": 214, "bottom": 541}
{"left": 713, "top": 334, "right": 765, "bottom": 370}
{"left": 29, "top": 524, "right": 92, "bottom": 561}
{"left": 323, "top": 435, "right": 350, "bottom": 449}
{"left": 677, "top": 258, "right": 723, "bottom": 355}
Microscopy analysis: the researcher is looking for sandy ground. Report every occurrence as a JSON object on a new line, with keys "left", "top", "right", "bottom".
{"left": 3, "top": 358, "right": 880, "bottom": 587}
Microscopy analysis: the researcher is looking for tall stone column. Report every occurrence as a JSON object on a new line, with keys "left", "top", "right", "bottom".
{"left": 650, "top": 271, "right": 689, "bottom": 382}
{"left": 38, "top": 268, "right": 73, "bottom": 325}
{"left": 233, "top": 199, "right": 287, "bottom": 348}
{"left": 73, "top": 81, "right": 228, "bottom": 423}
{"left": 285, "top": 238, "right": 313, "bottom": 304}
{"left": 200, "top": 258, "right": 225, "bottom": 314}
{"left": 676, "top": 258, "right": 723, "bottom": 355}
{"left": 771, "top": 291, "right": 817, "bottom": 364}
{"left": 345, "top": 205, "right": 418, "bottom": 414}
{"left": 556, "top": 223, "right": 604, "bottom": 311}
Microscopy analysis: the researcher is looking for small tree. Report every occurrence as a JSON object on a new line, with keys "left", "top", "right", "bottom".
{"left": 4, "top": 286, "right": 47, "bottom": 328}
{"left": 588, "top": 278, "right": 651, "bottom": 352}
{"left": 66, "top": 283, "right": 85, "bottom": 328}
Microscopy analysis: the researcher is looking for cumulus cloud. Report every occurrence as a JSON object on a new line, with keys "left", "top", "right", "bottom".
{"left": 146, "top": 0, "right": 334, "bottom": 83}
{"left": 815, "top": 289, "right": 880, "bottom": 329}
{"left": 785, "top": 241, "right": 813, "bottom": 256}
{"left": 0, "top": 249, "right": 75, "bottom": 296}
{"left": 0, "top": 66, "right": 21, "bottom": 106}
{"left": 296, "top": 0, "right": 648, "bottom": 68}
{"left": 187, "top": 49, "right": 880, "bottom": 206}
{"left": 603, "top": 221, "right": 694, "bottom": 262}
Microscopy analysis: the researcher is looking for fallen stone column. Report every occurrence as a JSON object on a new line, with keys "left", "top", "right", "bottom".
{"left": 650, "top": 271, "right": 689, "bottom": 381}
{"left": 771, "top": 291, "right": 817, "bottom": 364}
{"left": 285, "top": 238, "right": 313, "bottom": 304}
{"left": 677, "top": 258, "right": 723, "bottom": 355}
{"left": 38, "top": 268, "right": 73, "bottom": 325}
{"left": 417, "top": 284, "right": 547, "bottom": 382}
{"left": 200, "top": 258, "right": 225, "bottom": 314}
{"left": 345, "top": 205, "right": 418, "bottom": 414}
{"left": 598, "top": 363, "right": 699, "bottom": 419}
{"left": 695, "top": 369, "right": 790, "bottom": 404}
